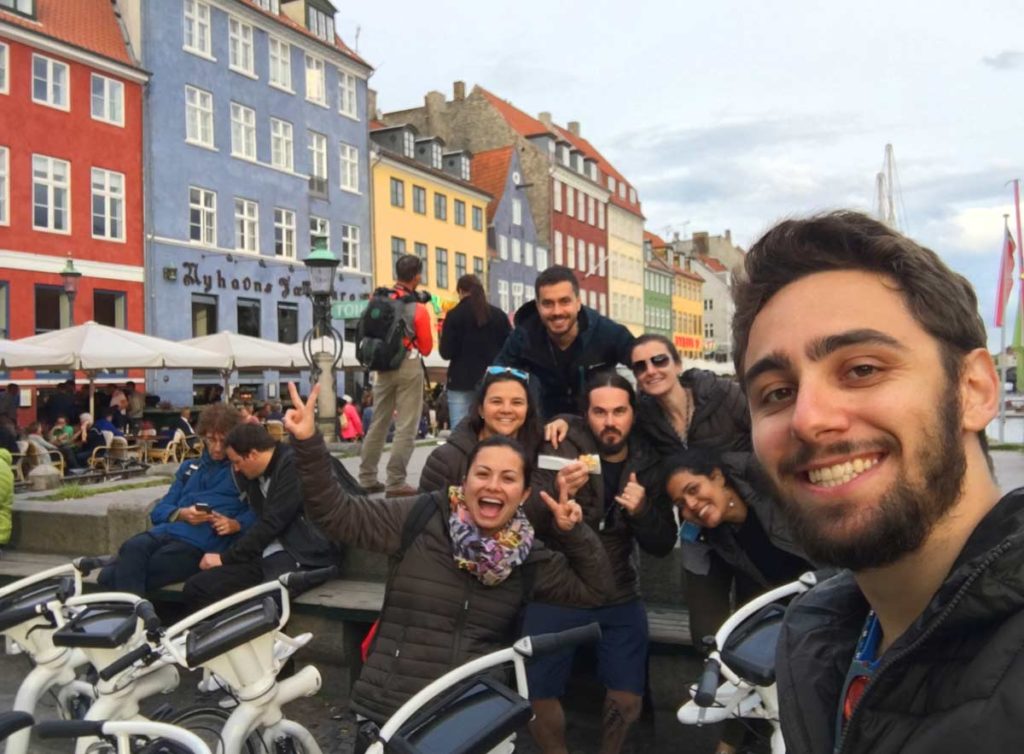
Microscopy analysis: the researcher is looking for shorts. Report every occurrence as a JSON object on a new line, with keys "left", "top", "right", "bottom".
{"left": 521, "top": 599, "right": 649, "bottom": 698}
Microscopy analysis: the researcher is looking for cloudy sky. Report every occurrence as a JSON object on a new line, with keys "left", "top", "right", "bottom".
{"left": 338, "top": 0, "right": 1024, "bottom": 349}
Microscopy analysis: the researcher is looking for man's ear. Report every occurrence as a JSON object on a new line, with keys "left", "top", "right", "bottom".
{"left": 960, "top": 348, "right": 1000, "bottom": 432}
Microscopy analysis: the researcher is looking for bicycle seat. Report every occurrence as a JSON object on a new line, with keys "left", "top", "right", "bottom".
{"left": 185, "top": 596, "right": 279, "bottom": 667}
{"left": 386, "top": 676, "right": 532, "bottom": 754}
{"left": 0, "top": 577, "right": 73, "bottom": 633}
{"left": 52, "top": 602, "right": 138, "bottom": 649}
{"left": 720, "top": 602, "right": 786, "bottom": 687}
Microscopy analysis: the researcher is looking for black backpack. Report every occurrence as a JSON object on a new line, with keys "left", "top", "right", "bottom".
{"left": 356, "top": 287, "right": 415, "bottom": 371}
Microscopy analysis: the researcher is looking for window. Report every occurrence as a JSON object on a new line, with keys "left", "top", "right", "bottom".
{"left": 588, "top": 243, "right": 597, "bottom": 273}
{"left": 434, "top": 193, "right": 447, "bottom": 221}
{"left": 230, "top": 103, "right": 256, "bottom": 160}
{"left": 512, "top": 198, "right": 522, "bottom": 226}
{"left": 189, "top": 187, "right": 216, "bottom": 245}
{"left": 629, "top": 187, "right": 637, "bottom": 204}
{"left": 308, "top": 131, "right": 327, "bottom": 194}
{"left": 270, "top": 118, "right": 293, "bottom": 171}
{"left": 32, "top": 54, "right": 68, "bottom": 109}
{"left": 512, "top": 282, "right": 524, "bottom": 312}
{"left": 0, "top": 147, "right": 7, "bottom": 225}
{"left": 587, "top": 196, "right": 595, "bottom": 225}
{"left": 35, "top": 285, "right": 69, "bottom": 334}
{"left": 269, "top": 38, "right": 291, "bottom": 89}
{"left": 608, "top": 176, "right": 616, "bottom": 193}
{"left": 455, "top": 252, "right": 466, "bottom": 279}
{"left": 90, "top": 75, "right": 124, "bottom": 125}
{"left": 191, "top": 294, "right": 217, "bottom": 337}
{"left": 305, "top": 55, "right": 326, "bottom": 105}
{"left": 498, "top": 234, "right": 508, "bottom": 261}
{"left": 498, "top": 280, "right": 509, "bottom": 312}
{"left": 185, "top": 86, "right": 214, "bottom": 147}
{"left": 341, "top": 224, "right": 360, "bottom": 269}
{"left": 339, "top": 143, "right": 358, "bottom": 191}
{"left": 415, "top": 242, "right": 429, "bottom": 284}
{"left": 183, "top": 0, "right": 212, "bottom": 56}
{"left": 391, "top": 237, "right": 406, "bottom": 276}
{"left": 234, "top": 198, "right": 259, "bottom": 252}
{"left": 228, "top": 18, "right": 255, "bottom": 75}
{"left": 597, "top": 203, "right": 605, "bottom": 230}
{"left": 705, "top": 322, "right": 715, "bottom": 339}
{"left": 536, "top": 246, "right": 548, "bottom": 269}
{"left": 473, "top": 256, "right": 484, "bottom": 277}
{"left": 274, "top": 208, "right": 295, "bottom": 257}
{"left": 338, "top": 70, "right": 357, "bottom": 118}
{"left": 618, "top": 183, "right": 626, "bottom": 200}
{"left": 278, "top": 302, "right": 298, "bottom": 344}
{"left": 553, "top": 179, "right": 562, "bottom": 212}
{"left": 0, "top": 43, "right": 7, "bottom": 94}
{"left": 436, "top": 248, "right": 449, "bottom": 289}
{"left": 566, "top": 187, "right": 574, "bottom": 218}
{"left": 412, "top": 185, "right": 426, "bottom": 214}
{"left": 309, "top": 215, "right": 329, "bottom": 250}
{"left": 93, "top": 290, "right": 125, "bottom": 328}
{"left": 32, "top": 154, "right": 70, "bottom": 232}
{"left": 390, "top": 177, "right": 404, "bottom": 208}
{"left": 454, "top": 199, "right": 466, "bottom": 226}
{"left": 511, "top": 238, "right": 522, "bottom": 264}
{"left": 566, "top": 237, "right": 575, "bottom": 269}
{"left": 472, "top": 205, "right": 483, "bottom": 231}
{"left": 578, "top": 242, "right": 587, "bottom": 271}
{"left": 308, "top": 6, "right": 335, "bottom": 42}
{"left": 91, "top": 168, "right": 125, "bottom": 241}
{"left": 237, "top": 298, "right": 261, "bottom": 337}
{"left": 525, "top": 242, "right": 534, "bottom": 267}
{"left": 554, "top": 232, "right": 563, "bottom": 265}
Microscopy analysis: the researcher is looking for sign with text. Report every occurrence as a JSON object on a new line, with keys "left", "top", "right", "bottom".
{"left": 331, "top": 300, "right": 368, "bottom": 320}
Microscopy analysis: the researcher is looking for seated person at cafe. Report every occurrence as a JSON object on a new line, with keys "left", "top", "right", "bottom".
{"left": 25, "top": 421, "right": 77, "bottom": 472}
{"left": 95, "top": 410, "right": 125, "bottom": 437}
{"left": 49, "top": 416, "right": 75, "bottom": 447}
{"left": 74, "top": 413, "right": 108, "bottom": 467}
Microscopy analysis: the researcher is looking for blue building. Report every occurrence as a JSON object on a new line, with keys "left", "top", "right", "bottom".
{"left": 470, "top": 147, "right": 546, "bottom": 317}
{"left": 120, "top": 0, "right": 372, "bottom": 405}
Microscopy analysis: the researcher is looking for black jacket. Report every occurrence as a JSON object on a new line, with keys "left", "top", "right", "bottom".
{"left": 418, "top": 418, "right": 477, "bottom": 494}
{"left": 776, "top": 488, "right": 1024, "bottom": 754}
{"left": 222, "top": 443, "right": 337, "bottom": 567}
{"left": 494, "top": 302, "right": 634, "bottom": 418}
{"left": 439, "top": 298, "right": 511, "bottom": 391}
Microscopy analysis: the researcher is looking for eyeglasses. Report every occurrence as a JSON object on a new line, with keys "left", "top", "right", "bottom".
{"left": 631, "top": 353, "right": 673, "bottom": 375}
{"left": 486, "top": 366, "right": 530, "bottom": 383}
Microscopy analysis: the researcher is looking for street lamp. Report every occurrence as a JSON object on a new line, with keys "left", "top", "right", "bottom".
{"left": 59, "top": 255, "right": 82, "bottom": 326}
{"left": 302, "top": 235, "right": 344, "bottom": 440}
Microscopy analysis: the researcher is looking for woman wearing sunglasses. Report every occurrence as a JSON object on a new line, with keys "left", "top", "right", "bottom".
{"left": 419, "top": 365, "right": 543, "bottom": 494}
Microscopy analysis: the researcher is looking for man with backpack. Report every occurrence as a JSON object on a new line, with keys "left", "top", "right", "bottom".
{"left": 356, "top": 254, "right": 433, "bottom": 497}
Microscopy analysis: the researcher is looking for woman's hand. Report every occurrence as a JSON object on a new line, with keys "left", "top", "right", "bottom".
{"left": 544, "top": 419, "right": 570, "bottom": 449}
{"left": 555, "top": 460, "right": 588, "bottom": 498}
{"left": 615, "top": 472, "right": 646, "bottom": 516}
{"left": 540, "top": 477, "right": 583, "bottom": 532}
{"left": 177, "top": 506, "right": 211, "bottom": 526}
{"left": 284, "top": 382, "right": 320, "bottom": 441}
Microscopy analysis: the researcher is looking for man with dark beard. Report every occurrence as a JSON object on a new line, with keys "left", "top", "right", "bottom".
{"left": 733, "top": 211, "right": 1007, "bottom": 754}
{"left": 523, "top": 371, "right": 676, "bottom": 754}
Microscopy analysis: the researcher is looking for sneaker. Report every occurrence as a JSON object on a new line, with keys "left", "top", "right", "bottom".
{"left": 385, "top": 484, "right": 417, "bottom": 498}
{"left": 362, "top": 481, "right": 385, "bottom": 494}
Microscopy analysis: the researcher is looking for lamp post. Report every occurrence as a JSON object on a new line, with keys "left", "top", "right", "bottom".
{"left": 59, "top": 255, "right": 81, "bottom": 326}
{"left": 302, "top": 235, "right": 344, "bottom": 441}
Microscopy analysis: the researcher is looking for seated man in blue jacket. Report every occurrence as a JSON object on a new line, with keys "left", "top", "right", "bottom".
{"left": 98, "top": 403, "right": 252, "bottom": 597}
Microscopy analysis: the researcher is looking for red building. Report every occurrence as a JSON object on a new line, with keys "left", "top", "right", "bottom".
{"left": 0, "top": 0, "right": 148, "bottom": 422}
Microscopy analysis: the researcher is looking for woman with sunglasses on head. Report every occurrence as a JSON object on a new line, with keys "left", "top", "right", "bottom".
{"left": 419, "top": 365, "right": 543, "bottom": 494}
{"left": 282, "top": 382, "right": 612, "bottom": 750}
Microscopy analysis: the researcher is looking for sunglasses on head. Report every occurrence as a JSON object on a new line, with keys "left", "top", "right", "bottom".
{"left": 631, "top": 353, "right": 673, "bottom": 375}
{"left": 486, "top": 366, "right": 530, "bottom": 383}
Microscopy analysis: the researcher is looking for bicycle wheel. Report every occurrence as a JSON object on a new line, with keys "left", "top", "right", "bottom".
{"left": 161, "top": 705, "right": 260, "bottom": 754}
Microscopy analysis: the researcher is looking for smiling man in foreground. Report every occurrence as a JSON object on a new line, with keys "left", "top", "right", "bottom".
{"left": 732, "top": 211, "right": 1015, "bottom": 754}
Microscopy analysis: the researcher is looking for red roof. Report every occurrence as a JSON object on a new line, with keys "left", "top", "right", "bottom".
{"left": 369, "top": 118, "right": 389, "bottom": 130}
{"left": 470, "top": 146, "right": 514, "bottom": 223}
{"left": 677, "top": 268, "right": 705, "bottom": 283}
{"left": 476, "top": 86, "right": 552, "bottom": 138}
{"left": 237, "top": 0, "right": 368, "bottom": 67}
{"left": 0, "top": 0, "right": 135, "bottom": 66}
{"left": 644, "top": 230, "right": 668, "bottom": 248}
{"left": 697, "top": 254, "right": 728, "bottom": 273}
{"left": 551, "top": 123, "right": 641, "bottom": 216}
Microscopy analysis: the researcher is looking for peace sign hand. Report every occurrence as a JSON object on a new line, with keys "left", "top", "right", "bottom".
{"left": 283, "top": 382, "right": 320, "bottom": 441}
{"left": 540, "top": 476, "right": 584, "bottom": 532}
{"left": 614, "top": 472, "right": 646, "bottom": 516}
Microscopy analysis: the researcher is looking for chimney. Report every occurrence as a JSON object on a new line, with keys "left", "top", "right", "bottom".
{"left": 568, "top": 121, "right": 580, "bottom": 136}
{"left": 693, "top": 231, "right": 710, "bottom": 256}
{"left": 672, "top": 232, "right": 680, "bottom": 242}
{"left": 538, "top": 111, "right": 553, "bottom": 129}
{"left": 725, "top": 229, "right": 732, "bottom": 242}
{"left": 366, "top": 88, "right": 378, "bottom": 121}
{"left": 425, "top": 90, "right": 445, "bottom": 114}
{"left": 453, "top": 80, "right": 466, "bottom": 101}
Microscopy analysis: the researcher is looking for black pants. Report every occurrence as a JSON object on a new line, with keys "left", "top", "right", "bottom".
{"left": 181, "top": 550, "right": 306, "bottom": 611}
{"left": 98, "top": 533, "right": 204, "bottom": 598}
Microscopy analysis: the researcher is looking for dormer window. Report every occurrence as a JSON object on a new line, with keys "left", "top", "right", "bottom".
{"left": 308, "top": 6, "right": 335, "bottom": 42}
{"left": 459, "top": 156, "right": 470, "bottom": 181}
{"left": 588, "top": 162, "right": 598, "bottom": 182}
{"left": 403, "top": 131, "right": 415, "bottom": 158}
{"left": 431, "top": 144, "right": 442, "bottom": 169}
{"left": 629, "top": 187, "right": 637, "bottom": 204}
{"left": 253, "top": 0, "right": 279, "bottom": 12}
{"left": 0, "top": 0, "right": 34, "bottom": 17}
{"left": 608, "top": 176, "right": 617, "bottom": 193}
{"left": 560, "top": 145, "right": 571, "bottom": 166}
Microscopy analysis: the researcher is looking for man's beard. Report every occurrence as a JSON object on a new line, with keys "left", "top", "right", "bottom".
{"left": 597, "top": 429, "right": 628, "bottom": 456}
{"left": 769, "top": 384, "right": 967, "bottom": 571}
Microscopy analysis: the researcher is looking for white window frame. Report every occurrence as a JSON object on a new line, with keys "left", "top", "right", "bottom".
{"left": 270, "top": 118, "right": 293, "bottom": 171}
{"left": 90, "top": 74, "right": 124, "bottom": 126}
{"left": 498, "top": 234, "right": 509, "bottom": 261}
{"left": 32, "top": 154, "right": 70, "bottom": 233}
{"left": 629, "top": 187, "right": 637, "bottom": 204}
{"left": 234, "top": 197, "right": 259, "bottom": 253}
{"left": 587, "top": 196, "right": 595, "bottom": 225}
{"left": 536, "top": 246, "right": 548, "bottom": 270}
{"left": 185, "top": 86, "right": 214, "bottom": 148}
{"left": 310, "top": 215, "right": 329, "bottom": 249}
{"left": 341, "top": 224, "right": 360, "bottom": 270}
{"left": 304, "top": 55, "right": 326, "bottom": 106}
{"left": 498, "top": 279, "right": 510, "bottom": 313}
{"left": 0, "top": 146, "right": 8, "bottom": 225}
{"left": 228, "top": 17, "right": 256, "bottom": 77}
{"left": 552, "top": 179, "right": 562, "bottom": 212}
{"left": 525, "top": 241, "right": 534, "bottom": 267}
{"left": 588, "top": 243, "right": 597, "bottom": 273}
{"left": 337, "top": 70, "right": 358, "bottom": 119}
{"left": 0, "top": 42, "right": 8, "bottom": 95}
{"left": 566, "top": 236, "right": 575, "bottom": 269}
{"left": 554, "top": 231, "right": 563, "bottom": 265}
{"left": 566, "top": 187, "right": 575, "bottom": 218}
{"left": 511, "top": 237, "right": 522, "bottom": 264}
{"left": 598, "top": 202, "right": 605, "bottom": 230}
{"left": 511, "top": 282, "right": 524, "bottom": 311}
{"left": 308, "top": 131, "right": 327, "bottom": 182}
{"left": 268, "top": 37, "right": 292, "bottom": 91}
{"left": 189, "top": 186, "right": 216, "bottom": 246}
{"left": 90, "top": 167, "right": 125, "bottom": 242}
{"left": 274, "top": 208, "right": 296, "bottom": 258}
{"left": 32, "top": 54, "right": 69, "bottom": 110}
{"left": 230, "top": 103, "right": 257, "bottom": 160}
{"left": 338, "top": 142, "right": 358, "bottom": 192}
{"left": 512, "top": 198, "right": 522, "bottom": 226}
{"left": 183, "top": 0, "right": 213, "bottom": 58}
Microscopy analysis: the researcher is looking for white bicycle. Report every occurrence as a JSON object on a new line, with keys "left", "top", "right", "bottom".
{"left": 676, "top": 572, "right": 820, "bottom": 754}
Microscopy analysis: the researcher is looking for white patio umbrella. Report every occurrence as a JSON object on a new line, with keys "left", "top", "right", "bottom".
{"left": 182, "top": 330, "right": 319, "bottom": 400}
{"left": 0, "top": 340, "right": 75, "bottom": 370}
{"left": 17, "top": 321, "right": 230, "bottom": 414}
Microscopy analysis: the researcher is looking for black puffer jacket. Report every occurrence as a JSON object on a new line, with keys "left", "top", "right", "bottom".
{"left": 494, "top": 302, "right": 634, "bottom": 418}
{"left": 777, "top": 488, "right": 1024, "bottom": 754}
{"left": 439, "top": 298, "right": 511, "bottom": 391}
{"left": 292, "top": 432, "right": 614, "bottom": 724}
{"left": 417, "top": 418, "right": 477, "bottom": 494}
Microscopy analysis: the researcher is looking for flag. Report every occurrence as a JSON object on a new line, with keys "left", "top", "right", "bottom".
{"left": 996, "top": 223, "right": 1016, "bottom": 327}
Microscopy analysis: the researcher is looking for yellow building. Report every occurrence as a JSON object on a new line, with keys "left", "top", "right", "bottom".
{"left": 370, "top": 125, "right": 490, "bottom": 336}
{"left": 671, "top": 259, "right": 704, "bottom": 360}
{"left": 608, "top": 200, "right": 645, "bottom": 337}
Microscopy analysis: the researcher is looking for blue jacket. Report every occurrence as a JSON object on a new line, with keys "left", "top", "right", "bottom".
{"left": 149, "top": 452, "right": 252, "bottom": 553}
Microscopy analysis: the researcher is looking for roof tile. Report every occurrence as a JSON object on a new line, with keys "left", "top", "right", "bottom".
{"left": 0, "top": 0, "right": 134, "bottom": 66}
{"left": 470, "top": 146, "right": 514, "bottom": 223}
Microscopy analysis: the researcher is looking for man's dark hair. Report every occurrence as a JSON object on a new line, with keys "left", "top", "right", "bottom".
{"left": 225, "top": 423, "right": 276, "bottom": 456}
{"left": 465, "top": 434, "right": 534, "bottom": 485}
{"left": 395, "top": 253, "right": 423, "bottom": 283}
{"left": 196, "top": 402, "right": 241, "bottom": 437}
{"left": 535, "top": 265, "right": 580, "bottom": 299}
{"left": 582, "top": 370, "right": 636, "bottom": 412}
{"left": 630, "top": 333, "right": 681, "bottom": 365}
{"left": 663, "top": 448, "right": 735, "bottom": 489}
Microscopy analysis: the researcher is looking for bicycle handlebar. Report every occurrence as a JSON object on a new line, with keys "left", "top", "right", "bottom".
{"left": 135, "top": 600, "right": 161, "bottom": 634}
{"left": 279, "top": 565, "right": 338, "bottom": 595}
{"left": 694, "top": 657, "right": 721, "bottom": 707}
{"left": 98, "top": 643, "right": 153, "bottom": 682}
{"left": 35, "top": 720, "right": 106, "bottom": 740}
{"left": 525, "top": 622, "right": 602, "bottom": 658}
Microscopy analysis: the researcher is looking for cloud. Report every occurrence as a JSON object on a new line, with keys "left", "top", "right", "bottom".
{"left": 982, "top": 51, "right": 1024, "bottom": 70}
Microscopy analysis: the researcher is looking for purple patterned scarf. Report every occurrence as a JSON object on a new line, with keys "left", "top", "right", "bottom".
{"left": 447, "top": 486, "right": 535, "bottom": 586}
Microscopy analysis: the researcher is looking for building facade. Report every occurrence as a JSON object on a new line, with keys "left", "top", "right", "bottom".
{"left": 642, "top": 232, "right": 672, "bottom": 338}
{"left": 692, "top": 254, "right": 732, "bottom": 362}
{"left": 119, "top": 0, "right": 372, "bottom": 405}
{"left": 0, "top": 0, "right": 148, "bottom": 419}
{"left": 671, "top": 256, "right": 704, "bottom": 361}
